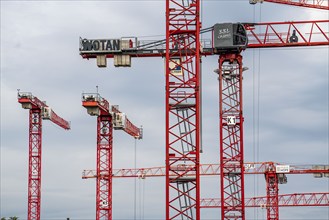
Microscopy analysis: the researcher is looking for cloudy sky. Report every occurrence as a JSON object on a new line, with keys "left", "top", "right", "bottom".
{"left": 1, "top": 0, "right": 328, "bottom": 219}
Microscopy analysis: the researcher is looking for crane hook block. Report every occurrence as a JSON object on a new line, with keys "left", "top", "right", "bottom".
{"left": 213, "top": 23, "right": 248, "bottom": 54}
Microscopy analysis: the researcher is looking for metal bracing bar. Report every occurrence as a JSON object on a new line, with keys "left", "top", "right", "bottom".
{"left": 177, "top": 182, "right": 194, "bottom": 220}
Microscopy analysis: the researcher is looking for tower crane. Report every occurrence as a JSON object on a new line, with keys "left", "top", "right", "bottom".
{"left": 79, "top": 1, "right": 329, "bottom": 219}
{"left": 81, "top": 92, "right": 142, "bottom": 220}
{"left": 82, "top": 162, "right": 329, "bottom": 179}
{"left": 200, "top": 192, "right": 329, "bottom": 208}
{"left": 82, "top": 162, "right": 329, "bottom": 219}
{"left": 17, "top": 91, "right": 70, "bottom": 220}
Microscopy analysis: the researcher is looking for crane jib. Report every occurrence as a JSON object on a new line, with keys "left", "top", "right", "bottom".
{"left": 80, "top": 39, "right": 121, "bottom": 52}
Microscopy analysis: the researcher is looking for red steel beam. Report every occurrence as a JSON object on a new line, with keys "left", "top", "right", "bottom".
{"left": 166, "top": 0, "right": 201, "bottom": 219}
{"left": 79, "top": 20, "right": 329, "bottom": 60}
{"left": 82, "top": 162, "right": 329, "bottom": 179}
{"left": 245, "top": 20, "right": 329, "bottom": 48}
{"left": 200, "top": 192, "right": 329, "bottom": 208}
{"left": 262, "top": 0, "right": 329, "bottom": 10}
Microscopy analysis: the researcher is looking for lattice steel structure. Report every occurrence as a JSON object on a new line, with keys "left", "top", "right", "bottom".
{"left": 250, "top": 0, "right": 329, "bottom": 10}
{"left": 218, "top": 54, "right": 245, "bottom": 220}
{"left": 79, "top": 2, "right": 329, "bottom": 219}
{"left": 82, "top": 93, "right": 142, "bottom": 220}
{"left": 165, "top": 0, "right": 201, "bottom": 219}
{"left": 200, "top": 192, "right": 329, "bottom": 208}
{"left": 265, "top": 169, "right": 280, "bottom": 220}
{"left": 18, "top": 92, "right": 70, "bottom": 220}
{"left": 27, "top": 109, "right": 42, "bottom": 220}
{"left": 97, "top": 115, "right": 113, "bottom": 220}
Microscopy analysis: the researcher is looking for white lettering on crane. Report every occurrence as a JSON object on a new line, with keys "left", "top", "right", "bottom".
{"left": 218, "top": 28, "right": 231, "bottom": 39}
{"left": 227, "top": 116, "right": 236, "bottom": 126}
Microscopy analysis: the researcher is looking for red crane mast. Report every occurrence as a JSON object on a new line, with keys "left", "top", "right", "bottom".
{"left": 215, "top": 52, "right": 246, "bottom": 219}
{"left": 82, "top": 92, "right": 142, "bottom": 220}
{"left": 165, "top": 1, "right": 201, "bottom": 219}
{"left": 17, "top": 91, "right": 70, "bottom": 220}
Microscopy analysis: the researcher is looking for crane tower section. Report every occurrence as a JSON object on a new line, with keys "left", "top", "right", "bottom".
{"left": 165, "top": 0, "right": 201, "bottom": 219}
{"left": 216, "top": 54, "right": 246, "bottom": 220}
